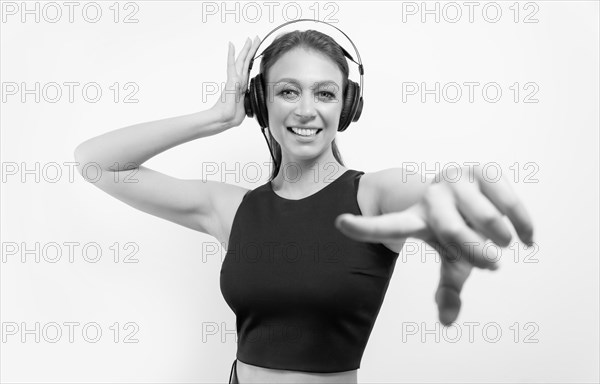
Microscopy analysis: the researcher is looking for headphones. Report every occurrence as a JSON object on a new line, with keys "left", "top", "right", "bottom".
{"left": 243, "top": 19, "right": 365, "bottom": 166}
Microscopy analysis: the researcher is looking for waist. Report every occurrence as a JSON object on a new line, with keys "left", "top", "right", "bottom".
{"left": 236, "top": 359, "right": 358, "bottom": 384}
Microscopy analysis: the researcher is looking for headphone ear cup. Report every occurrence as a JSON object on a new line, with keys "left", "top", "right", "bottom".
{"left": 244, "top": 87, "right": 254, "bottom": 118}
{"left": 353, "top": 95, "right": 363, "bottom": 122}
{"left": 349, "top": 80, "right": 361, "bottom": 122}
{"left": 245, "top": 77, "right": 257, "bottom": 118}
{"left": 254, "top": 73, "right": 269, "bottom": 128}
{"left": 338, "top": 80, "right": 360, "bottom": 132}
{"left": 245, "top": 75, "right": 268, "bottom": 128}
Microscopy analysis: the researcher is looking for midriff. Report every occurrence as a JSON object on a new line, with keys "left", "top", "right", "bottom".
{"left": 236, "top": 359, "right": 358, "bottom": 384}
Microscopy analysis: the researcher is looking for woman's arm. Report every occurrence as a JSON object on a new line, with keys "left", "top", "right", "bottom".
{"left": 365, "top": 167, "right": 431, "bottom": 216}
{"left": 73, "top": 37, "right": 261, "bottom": 240}
{"left": 72, "top": 108, "right": 241, "bottom": 238}
{"left": 74, "top": 35, "right": 262, "bottom": 173}
{"left": 73, "top": 107, "right": 231, "bottom": 174}
{"left": 336, "top": 165, "right": 535, "bottom": 325}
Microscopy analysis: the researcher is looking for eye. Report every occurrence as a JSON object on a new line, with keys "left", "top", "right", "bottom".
{"left": 278, "top": 89, "right": 300, "bottom": 101}
{"left": 317, "top": 91, "right": 336, "bottom": 100}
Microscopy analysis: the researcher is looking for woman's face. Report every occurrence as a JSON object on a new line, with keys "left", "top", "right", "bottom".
{"left": 265, "top": 47, "right": 345, "bottom": 164}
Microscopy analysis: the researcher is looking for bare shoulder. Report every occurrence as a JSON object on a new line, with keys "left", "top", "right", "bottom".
{"left": 356, "top": 168, "right": 429, "bottom": 254}
{"left": 359, "top": 167, "right": 430, "bottom": 215}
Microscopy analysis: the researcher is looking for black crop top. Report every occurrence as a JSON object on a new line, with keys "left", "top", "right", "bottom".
{"left": 219, "top": 169, "right": 400, "bottom": 373}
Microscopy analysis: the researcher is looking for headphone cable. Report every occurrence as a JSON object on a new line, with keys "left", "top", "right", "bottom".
{"left": 261, "top": 127, "right": 279, "bottom": 171}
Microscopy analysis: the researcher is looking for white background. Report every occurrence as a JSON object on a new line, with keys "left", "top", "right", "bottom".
{"left": 1, "top": 1, "right": 598, "bottom": 383}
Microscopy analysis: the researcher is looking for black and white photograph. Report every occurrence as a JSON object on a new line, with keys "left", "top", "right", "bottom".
{"left": 1, "top": 1, "right": 598, "bottom": 383}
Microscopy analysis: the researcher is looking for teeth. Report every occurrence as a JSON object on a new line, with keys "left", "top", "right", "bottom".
{"left": 290, "top": 127, "right": 319, "bottom": 136}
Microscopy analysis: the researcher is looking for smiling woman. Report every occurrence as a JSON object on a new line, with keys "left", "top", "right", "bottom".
{"left": 73, "top": 18, "right": 534, "bottom": 384}
{"left": 267, "top": 48, "right": 343, "bottom": 142}
{"left": 219, "top": 22, "right": 389, "bottom": 383}
{"left": 242, "top": 20, "right": 364, "bottom": 185}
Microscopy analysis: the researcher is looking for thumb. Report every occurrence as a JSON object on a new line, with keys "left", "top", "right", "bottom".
{"left": 335, "top": 209, "right": 428, "bottom": 243}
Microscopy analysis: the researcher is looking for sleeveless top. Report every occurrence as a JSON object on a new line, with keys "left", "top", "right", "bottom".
{"left": 219, "top": 169, "right": 400, "bottom": 373}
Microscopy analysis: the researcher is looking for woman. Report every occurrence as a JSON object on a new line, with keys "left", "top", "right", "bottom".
{"left": 74, "top": 27, "right": 534, "bottom": 384}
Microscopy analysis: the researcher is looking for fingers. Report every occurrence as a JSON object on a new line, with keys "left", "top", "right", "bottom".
{"left": 334, "top": 207, "right": 428, "bottom": 243}
{"left": 227, "top": 36, "right": 261, "bottom": 93}
{"left": 428, "top": 238, "right": 473, "bottom": 325}
{"left": 451, "top": 178, "right": 513, "bottom": 247}
{"left": 476, "top": 173, "right": 535, "bottom": 246}
{"left": 425, "top": 186, "right": 499, "bottom": 270}
{"left": 435, "top": 285, "right": 461, "bottom": 326}
{"left": 235, "top": 37, "right": 252, "bottom": 74}
{"left": 227, "top": 42, "right": 236, "bottom": 80}
{"left": 253, "top": 35, "right": 262, "bottom": 54}
{"left": 241, "top": 36, "right": 261, "bottom": 89}
{"left": 243, "top": 36, "right": 261, "bottom": 75}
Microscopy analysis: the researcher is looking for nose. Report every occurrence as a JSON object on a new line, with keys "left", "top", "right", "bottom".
{"left": 293, "top": 91, "right": 317, "bottom": 120}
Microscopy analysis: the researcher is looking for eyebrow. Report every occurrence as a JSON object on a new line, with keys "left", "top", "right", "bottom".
{"left": 273, "top": 78, "right": 340, "bottom": 90}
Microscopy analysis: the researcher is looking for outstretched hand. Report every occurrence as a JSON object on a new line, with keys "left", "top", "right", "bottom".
{"left": 335, "top": 166, "right": 534, "bottom": 326}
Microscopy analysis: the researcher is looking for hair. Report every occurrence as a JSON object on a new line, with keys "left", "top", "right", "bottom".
{"left": 259, "top": 30, "right": 349, "bottom": 181}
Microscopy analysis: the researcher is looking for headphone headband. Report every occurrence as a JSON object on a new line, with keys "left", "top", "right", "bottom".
{"left": 248, "top": 18, "right": 364, "bottom": 98}
{"left": 245, "top": 19, "right": 365, "bottom": 170}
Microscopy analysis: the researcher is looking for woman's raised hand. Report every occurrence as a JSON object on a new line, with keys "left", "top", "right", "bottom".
{"left": 212, "top": 36, "right": 261, "bottom": 128}
{"left": 334, "top": 166, "right": 535, "bottom": 326}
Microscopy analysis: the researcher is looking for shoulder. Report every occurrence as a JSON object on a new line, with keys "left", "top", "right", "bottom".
{"left": 359, "top": 167, "right": 430, "bottom": 215}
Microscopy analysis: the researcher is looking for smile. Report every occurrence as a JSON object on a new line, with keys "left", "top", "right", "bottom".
{"left": 287, "top": 127, "right": 323, "bottom": 137}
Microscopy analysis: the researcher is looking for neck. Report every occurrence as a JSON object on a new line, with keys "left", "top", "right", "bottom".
{"left": 271, "top": 151, "right": 348, "bottom": 197}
